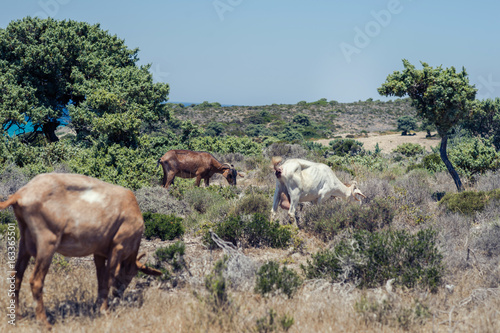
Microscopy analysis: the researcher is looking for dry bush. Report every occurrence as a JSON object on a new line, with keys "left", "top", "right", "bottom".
{"left": 134, "top": 186, "right": 191, "bottom": 217}
{"left": 475, "top": 170, "right": 500, "bottom": 191}
{"left": 358, "top": 177, "right": 394, "bottom": 203}
{"left": 263, "top": 143, "right": 309, "bottom": 160}
{"left": 0, "top": 164, "right": 28, "bottom": 199}
{"left": 394, "top": 169, "right": 433, "bottom": 206}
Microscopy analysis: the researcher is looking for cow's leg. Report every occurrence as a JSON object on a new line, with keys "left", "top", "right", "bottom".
{"left": 204, "top": 177, "right": 210, "bottom": 187}
{"left": 287, "top": 188, "right": 300, "bottom": 227}
{"left": 94, "top": 254, "right": 107, "bottom": 311}
{"left": 29, "top": 235, "right": 57, "bottom": 329}
{"left": 195, "top": 175, "right": 202, "bottom": 187}
{"left": 101, "top": 245, "right": 124, "bottom": 313}
{"left": 13, "top": 236, "right": 31, "bottom": 319}
{"left": 164, "top": 172, "right": 176, "bottom": 189}
{"left": 271, "top": 183, "right": 282, "bottom": 221}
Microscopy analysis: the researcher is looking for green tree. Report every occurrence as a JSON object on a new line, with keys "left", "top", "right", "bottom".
{"left": 396, "top": 115, "right": 417, "bottom": 135}
{"left": 463, "top": 98, "right": 500, "bottom": 150}
{"left": 420, "top": 118, "right": 436, "bottom": 138}
{"left": 378, "top": 60, "right": 476, "bottom": 191}
{"left": 292, "top": 113, "right": 311, "bottom": 127}
{"left": 0, "top": 17, "right": 169, "bottom": 145}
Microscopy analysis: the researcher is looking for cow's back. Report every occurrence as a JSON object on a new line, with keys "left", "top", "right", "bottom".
{"left": 15, "top": 173, "right": 143, "bottom": 257}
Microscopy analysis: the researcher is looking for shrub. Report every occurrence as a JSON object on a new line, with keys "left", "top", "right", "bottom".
{"left": 203, "top": 213, "right": 294, "bottom": 249}
{"left": 184, "top": 187, "right": 222, "bottom": 214}
{"left": 205, "top": 256, "right": 230, "bottom": 310}
{"left": 422, "top": 153, "right": 446, "bottom": 173}
{"left": 232, "top": 193, "right": 270, "bottom": 216}
{"left": 302, "top": 228, "right": 443, "bottom": 290}
{"left": 393, "top": 143, "right": 425, "bottom": 157}
{"left": 152, "top": 241, "right": 188, "bottom": 284}
{"left": 245, "top": 213, "right": 294, "bottom": 248}
{"left": 255, "top": 261, "right": 302, "bottom": 298}
{"left": 304, "top": 198, "right": 394, "bottom": 241}
{"left": 448, "top": 137, "right": 500, "bottom": 178}
{"left": 439, "top": 189, "right": 500, "bottom": 215}
{"left": 143, "top": 212, "right": 185, "bottom": 241}
{"left": 329, "top": 138, "right": 364, "bottom": 156}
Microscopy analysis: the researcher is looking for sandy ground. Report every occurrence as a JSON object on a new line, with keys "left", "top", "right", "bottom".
{"left": 316, "top": 131, "right": 441, "bottom": 153}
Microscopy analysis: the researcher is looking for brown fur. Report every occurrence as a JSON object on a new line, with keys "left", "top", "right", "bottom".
{"left": 157, "top": 149, "right": 242, "bottom": 188}
{"left": 0, "top": 173, "right": 161, "bottom": 329}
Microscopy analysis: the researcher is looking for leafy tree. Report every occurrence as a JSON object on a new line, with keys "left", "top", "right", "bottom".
{"left": 205, "top": 121, "right": 224, "bottom": 137}
{"left": 292, "top": 113, "right": 311, "bottom": 127}
{"left": 378, "top": 60, "right": 476, "bottom": 191}
{"left": 463, "top": 98, "right": 500, "bottom": 150}
{"left": 420, "top": 118, "right": 436, "bottom": 138}
{"left": 396, "top": 115, "right": 417, "bottom": 135}
{"left": 0, "top": 17, "right": 169, "bottom": 145}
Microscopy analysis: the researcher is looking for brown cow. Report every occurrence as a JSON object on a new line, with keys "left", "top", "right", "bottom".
{"left": 0, "top": 173, "right": 162, "bottom": 329}
{"left": 157, "top": 149, "right": 243, "bottom": 188}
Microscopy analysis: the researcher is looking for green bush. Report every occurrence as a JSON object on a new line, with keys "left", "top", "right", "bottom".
{"left": 393, "top": 143, "right": 425, "bottom": 157}
{"left": 143, "top": 212, "right": 185, "bottom": 241}
{"left": 255, "top": 261, "right": 302, "bottom": 299}
{"left": 439, "top": 189, "right": 500, "bottom": 215}
{"left": 204, "top": 213, "right": 294, "bottom": 249}
{"left": 232, "top": 193, "right": 270, "bottom": 216}
{"left": 329, "top": 138, "right": 364, "bottom": 156}
{"left": 185, "top": 187, "right": 222, "bottom": 214}
{"left": 205, "top": 256, "right": 230, "bottom": 310}
{"left": 422, "top": 153, "right": 446, "bottom": 173}
{"left": 302, "top": 228, "right": 443, "bottom": 290}
{"left": 448, "top": 137, "right": 500, "bottom": 178}
{"left": 305, "top": 198, "right": 394, "bottom": 241}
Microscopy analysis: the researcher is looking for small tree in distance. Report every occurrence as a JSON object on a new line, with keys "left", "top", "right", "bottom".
{"left": 396, "top": 116, "right": 417, "bottom": 136}
{"left": 378, "top": 60, "right": 477, "bottom": 192}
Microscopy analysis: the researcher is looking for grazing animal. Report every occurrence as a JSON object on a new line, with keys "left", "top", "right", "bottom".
{"left": 0, "top": 173, "right": 162, "bottom": 329}
{"left": 157, "top": 149, "right": 243, "bottom": 188}
{"left": 271, "top": 157, "right": 366, "bottom": 225}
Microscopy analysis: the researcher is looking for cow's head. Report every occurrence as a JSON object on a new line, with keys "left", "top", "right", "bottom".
{"left": 112, "top": 253, "right": 162, "bottom": 298}
{"left": 349, "top": 181, "right": 366, "bottom": 203}
{"left": 221, "top": 163, "right": 243, "bottom": 186}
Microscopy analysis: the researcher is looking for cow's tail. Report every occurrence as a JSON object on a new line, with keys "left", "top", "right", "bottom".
{"left": 0, "top": 193, "right": 19, "bottom": 210}
{"left": 271, "top": 156, "right": 283, "bottom": 178}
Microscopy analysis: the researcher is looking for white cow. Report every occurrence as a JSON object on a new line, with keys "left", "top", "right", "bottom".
{"left": 271, "top": 157, "right": 366, "bottom": 225}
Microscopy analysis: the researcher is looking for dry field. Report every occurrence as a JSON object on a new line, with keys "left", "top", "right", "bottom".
{"left": 1, "top": 230, "right": 499, "bottom": 333}
{"left": 316, "top": 131, "right": 441, "bottom": 153}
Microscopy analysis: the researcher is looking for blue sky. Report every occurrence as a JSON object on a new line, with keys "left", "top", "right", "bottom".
{"left": 1, "top": 0, "right": 499, "bottom": 105}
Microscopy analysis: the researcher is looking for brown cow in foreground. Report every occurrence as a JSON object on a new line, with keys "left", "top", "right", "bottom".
{"left": 0, "top": 173, "right": 162, "bottom": 329}
{"left": 157, "top": 149, "right": 243, "bottom": 188}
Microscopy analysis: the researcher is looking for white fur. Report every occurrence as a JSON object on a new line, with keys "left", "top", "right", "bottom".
{"left": 271, "top": 158, "right": 365, "bottom": 225}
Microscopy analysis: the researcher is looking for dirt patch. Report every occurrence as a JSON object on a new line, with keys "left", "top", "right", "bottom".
{"left": 316, "top": 131, "right": 441, "bottom": 153}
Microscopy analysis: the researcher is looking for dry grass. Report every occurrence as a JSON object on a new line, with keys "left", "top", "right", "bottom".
{"left": 1, "top": 230, "right": 499, "bottom": 333}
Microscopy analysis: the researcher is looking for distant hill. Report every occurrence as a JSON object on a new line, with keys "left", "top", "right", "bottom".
{"left": 168, "top": 98, "right": 417, "bottom": 138}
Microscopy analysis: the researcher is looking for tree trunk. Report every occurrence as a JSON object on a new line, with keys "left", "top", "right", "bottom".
{"left": 42, "top": 121, "right": 60, "bottom": 143}
{"left": 439, "top": 134, "right": 464, "bottom": 192}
